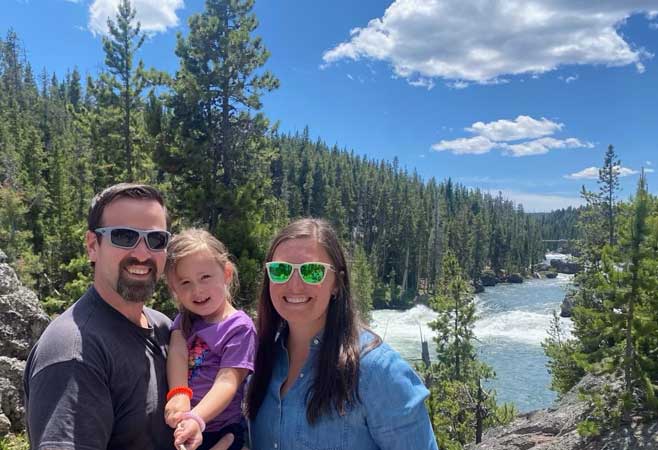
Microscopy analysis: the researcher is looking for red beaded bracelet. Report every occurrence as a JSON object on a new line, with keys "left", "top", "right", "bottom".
{"left": 166, "top": 386, "right": 193, "bottom": 402}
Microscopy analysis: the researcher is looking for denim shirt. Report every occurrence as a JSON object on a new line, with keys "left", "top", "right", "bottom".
{"left": 250, "top": 330, "right": 439, "bottom": 450}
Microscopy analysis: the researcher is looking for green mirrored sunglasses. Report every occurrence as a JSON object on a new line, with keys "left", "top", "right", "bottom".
{"left": 265, "top": 261, "right": 335, "bottom": 285}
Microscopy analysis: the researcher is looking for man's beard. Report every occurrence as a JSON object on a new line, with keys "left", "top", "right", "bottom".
{"left": 116, "top": 258, "right": 158, "bottom": 303}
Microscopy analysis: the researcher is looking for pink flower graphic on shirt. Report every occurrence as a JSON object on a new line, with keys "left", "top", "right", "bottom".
{"left": 188, "top": 336, "right": 210, "bottom": 382}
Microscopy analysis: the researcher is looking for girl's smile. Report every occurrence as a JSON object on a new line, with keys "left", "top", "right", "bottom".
{"left": 171, "top": 249, "right": 234, "bottom": 323}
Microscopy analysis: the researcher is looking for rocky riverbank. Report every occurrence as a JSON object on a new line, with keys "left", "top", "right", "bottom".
{"left": 0, "top": 249, "right": 49, "bottom": 435}
{"left": 468, "top": 374, "right": 657, "bottom": 450}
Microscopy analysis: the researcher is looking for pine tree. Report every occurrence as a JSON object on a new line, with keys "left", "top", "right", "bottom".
{"left": 98, "top": 0, "right": 158, "bottom": 181}
{"left": 165, "top": 0, "right": 279, "bottom": 303}
{"left": 598, "top": 144, "right": 620, "bottom": 246}
{"left": 349, "top": 244, "right": 375, "bottom": 322}
{"left": 429, "top": 250, "right": 476, "bottom": 381}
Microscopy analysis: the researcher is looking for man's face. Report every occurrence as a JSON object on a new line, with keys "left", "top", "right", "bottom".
{"left": 86, "top": 198, "right": 167, "bottom": 304}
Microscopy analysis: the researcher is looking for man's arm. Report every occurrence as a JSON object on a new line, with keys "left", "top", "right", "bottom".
{"left": 26, "top": 360, "right": 113, "bottom": 450}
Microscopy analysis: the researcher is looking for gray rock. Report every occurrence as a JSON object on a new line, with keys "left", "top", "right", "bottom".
{"left": 545, "top": 271, "right": 558, "bottom": 279}
{"left": 0, "top": 254, "right": 50, "bottom": 436}
{"left": 535, "top": 262, "right": 552, "bottom": 272}
{"left": 0, "top": 264, "right": 19, "bottom": 296}
{"left": 0, "top": 284, "right": 50, "bottom": 360}
{"left": 0, "top": 413, "right": 10, "bottom": 435}
{"left": 481, "top": 270, "right": 498, "bottom": 287}
{"left": 560, "top": 291, "right": 576, "bottom": 318}
{"left": 550, "top": 259, "right": 582, "bottom": 275}
{"left": 0, "top": 357, "right": 26, "bottom": 433}
{"left": 468, "top": 374, "right": 658, "bottom": 450}
{"left": 0, "top": 249, "right": 6, "bottom": 263}
{"left": 507, "top": 273, "right": 524, "bottom": 284}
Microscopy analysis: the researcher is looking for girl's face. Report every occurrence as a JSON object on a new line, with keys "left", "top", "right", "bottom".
{"left": 169, "top": 249, "right": 232, "bottom": 323}
{"left": 269, "top": 238, "right": 337, "bottom": 337}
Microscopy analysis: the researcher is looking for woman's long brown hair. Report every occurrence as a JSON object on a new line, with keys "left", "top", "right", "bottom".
{"left": 246, "top": 218, "right": 381, "bottom": 424}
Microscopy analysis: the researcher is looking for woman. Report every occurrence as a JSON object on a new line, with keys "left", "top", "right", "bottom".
{"left": 247, "top": 218, "right": 438, "bottom": 450}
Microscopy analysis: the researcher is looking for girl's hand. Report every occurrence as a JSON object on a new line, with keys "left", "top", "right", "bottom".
{"left": 165, "top": 394, "right": 191, "bottom": 428}
{"left": 174, "top": 418, "right": 203, "bottom": 450}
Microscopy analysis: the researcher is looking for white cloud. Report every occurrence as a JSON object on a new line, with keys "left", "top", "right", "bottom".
{"left": 617, "top": 167, "right": 640, "bottom": 177}
{"left": 433, "top": 115, "right": 592, "bottom": 157}
{"left": 408, "top": 77, "right": 435, "bottom": 90}
{"left": 431, "top": 136, "right": 496, "bottom": 155}
{"left": 564, "top": 166, "right": 599, "bottom": 180}
{"left": 88, "top": 0, "right": 184, "bottom": 36}
{"left": 561, "top": 75, "right": 579, "bottom": 83}
{"left": 466, "top": 115, "right": 562, "bottom": 142}
{"left": 490, "top": 189, "right": 585, "bottom": 212}
{"left": 502, "top": 137, "right": 594, "bottom": 157}
{"left": 447, "top": 80, "right": 469, "bottom": 89}
{"left": 564, "top": 165, "right": 652, "bottom": 180}
{"left": 322, "top": 1, "right": 656, "bottom": 85}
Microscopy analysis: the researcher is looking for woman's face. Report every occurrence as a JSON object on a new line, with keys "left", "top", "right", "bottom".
{"left": 269, "top": 237, "right": 337, "bottom": 336}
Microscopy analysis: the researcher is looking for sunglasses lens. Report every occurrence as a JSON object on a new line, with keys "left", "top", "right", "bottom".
{"left": 300, "top": 263, "right": 326, "bottom": 284}
{"left": 267, "top": 262, "right": 293, "bottom": 283}
{"left": 110, "top": 228, "right": 140, "bottom": 248}
{"left": 147, "top": 231, "right": 169, "bottom": 250}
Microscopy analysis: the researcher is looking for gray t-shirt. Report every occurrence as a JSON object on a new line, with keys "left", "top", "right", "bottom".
{"left": 23, "top": 286, "right": 174, "bottom": 450}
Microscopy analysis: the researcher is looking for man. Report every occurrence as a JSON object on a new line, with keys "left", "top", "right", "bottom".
{"left": 23, "top": 183, "right": 177, "bottom": 449}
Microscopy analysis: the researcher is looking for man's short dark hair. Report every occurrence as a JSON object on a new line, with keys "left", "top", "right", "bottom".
{"left": 87, "top": 183, "right": 168, "bottom": 231}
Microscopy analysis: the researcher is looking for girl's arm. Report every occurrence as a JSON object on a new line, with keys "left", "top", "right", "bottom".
{"left": 192, "top": 366, "right": 249, "bottom": 423}
{"left": 173, "top": 367, "right": 249, "bottom": 449}
{"left": 165, "top": 329, "right": 191, "bottom": 427}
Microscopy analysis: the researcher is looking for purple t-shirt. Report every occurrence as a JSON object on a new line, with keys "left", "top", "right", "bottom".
{"left": 171, "top": 310, "right": 256, "bottom": 432}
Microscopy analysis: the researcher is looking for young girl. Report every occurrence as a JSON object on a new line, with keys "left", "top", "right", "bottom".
{"left": 164, "top": 228, "right": 256, "bottom": 450}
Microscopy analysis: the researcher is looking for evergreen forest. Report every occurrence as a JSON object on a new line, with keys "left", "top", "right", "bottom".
{"left": 0, "top": 0, "right": 552, "bottom": 318}
{"left": 542, "top": 145, "right": 658, "bottom": 437}
{"left": 5, "top": 1, "right": 654, "bottom": 449}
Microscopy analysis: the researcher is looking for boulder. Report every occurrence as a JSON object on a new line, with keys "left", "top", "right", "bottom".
{"left": 550, "top": 259, "right": 582, "bottom": 275}
{"left": 468, "top": 374, "right": 658, "bottom": 450}
{"left": 481, "top": 270, "right": 498, "bottom": 287}
{"left": 544, "top": 271, "right": 558, "bottom": 279}
{"left": 535, "top": 262, "right": 552, "bottom": 272}
{"left": 0, "top": 357, "right": 27, "bottom": 433}
{"left": 0, "top": 252, "right": 50, "bottom": 435}
{"left": 507, "top": 273, "right": 524, "bottom": 284}
{"left": 560, "top": 291, "right": 576, "bottom": 318}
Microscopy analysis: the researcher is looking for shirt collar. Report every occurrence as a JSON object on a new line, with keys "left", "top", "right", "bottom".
{"left": 274, "top": 322, "right": 324, "bottom": 348}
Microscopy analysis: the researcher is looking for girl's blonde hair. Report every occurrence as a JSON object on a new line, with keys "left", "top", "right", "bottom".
{"left": 165, "top": 228, "right": 239, "bottom": 337}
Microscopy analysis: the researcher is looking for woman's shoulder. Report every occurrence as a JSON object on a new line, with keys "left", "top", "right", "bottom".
{"left": 358, "top": 330, "right": 402, "bottom": 371}
{"left": 357, "top": 330, "right": 429, "bottom": 408}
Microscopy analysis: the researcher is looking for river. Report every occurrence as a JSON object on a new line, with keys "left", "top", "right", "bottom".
{"left": 370, "top": 262, "right": 573, "bottom": 413}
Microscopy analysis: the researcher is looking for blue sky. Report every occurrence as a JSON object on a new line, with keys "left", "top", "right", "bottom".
{"left": 3, "top": 0, "right": 658, "bottom": 212}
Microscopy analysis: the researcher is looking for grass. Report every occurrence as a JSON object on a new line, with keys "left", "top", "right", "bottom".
{"left": 0, "top": 433, "right": 29, "bottom": 450}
